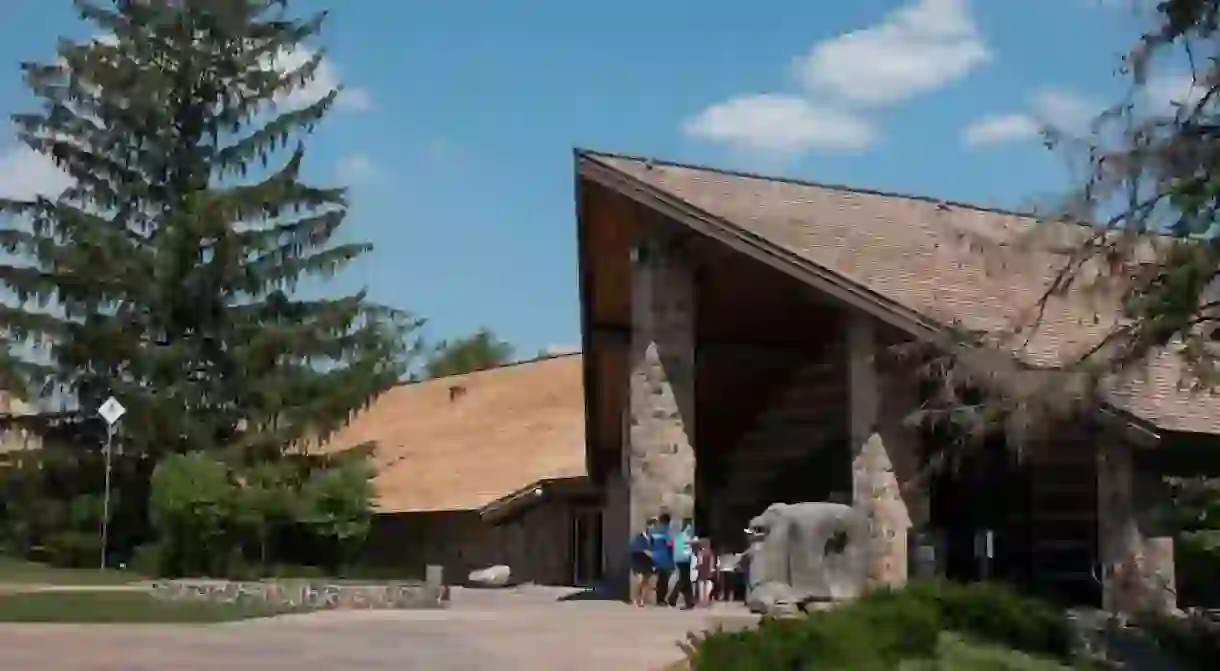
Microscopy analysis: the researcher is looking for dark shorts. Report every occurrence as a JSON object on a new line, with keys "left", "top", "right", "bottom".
{"left": 630, "top": 551, "right": 656, "bottom": 575}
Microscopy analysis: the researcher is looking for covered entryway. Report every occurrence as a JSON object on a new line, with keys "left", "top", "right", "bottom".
{"left": 576, "top": 154, "right": 925, "bottom": 592}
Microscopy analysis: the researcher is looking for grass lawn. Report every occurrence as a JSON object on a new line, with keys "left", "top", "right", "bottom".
{"left": 0, "top": 557, "right": 138, "bottom": 586}
{"left": 0, "top": 590, "right": 300, "bottom": 623}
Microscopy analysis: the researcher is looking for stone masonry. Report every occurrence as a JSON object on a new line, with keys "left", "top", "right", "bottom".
{"left": 1097, "top": 441, "right": 1177, "bottom": 614}
{"left": 627, "top": 229, "right": 697, "bottom": 536}
{"left": 151, "top": 577, "right": 448, "bottom": 610}
{"left": 848, "top": 312, "right": 911, "bottom": 587}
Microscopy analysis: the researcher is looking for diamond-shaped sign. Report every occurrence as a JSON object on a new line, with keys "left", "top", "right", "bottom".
{"left": 98, "top": 396, "right": 126, "bottom": 426}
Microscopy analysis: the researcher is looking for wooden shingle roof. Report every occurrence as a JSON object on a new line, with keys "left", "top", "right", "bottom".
{"left": 321, "top": 354, "right": 586, "bottom": 513}
{"left": 581, "top": 150, "right": 1220, "bottom": 436}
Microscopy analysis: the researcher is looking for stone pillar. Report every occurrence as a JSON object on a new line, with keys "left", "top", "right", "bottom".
{"left": 626, "top": 230, "right": 697, "bottom": 536}
{"left": 849, "top": 311, "right": 910, "bottom": 587}
{"left": 601, "top": 466, "right": 630, "bottom": 598}
{"left": 1097, "top": 442, "right": 1177, "bottom": 614}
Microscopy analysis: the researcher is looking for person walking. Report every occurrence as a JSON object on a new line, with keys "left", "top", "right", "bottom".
{"left": 650, "top": 513, "right": 675, "bottom": 606}
{"left": 629, "top": 517, "right": 659, "bottom": 606}
{"left": 667, "top": 517, "right": 696, "bottom": 609}
{"left": 717, "top": 550, "right": 740, "bottom": 602}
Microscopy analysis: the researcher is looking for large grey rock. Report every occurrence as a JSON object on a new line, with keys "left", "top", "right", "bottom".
{"left": 744, "top": 502, "right": 868, "bottom": 617}
{"left": 467, "top": 564, "right": 512, "bottom": 588}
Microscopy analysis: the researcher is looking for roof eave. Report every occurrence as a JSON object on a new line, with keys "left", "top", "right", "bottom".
{"left": 478, "top": 475, "right": 589, "bottom": 524}
{"left": 1095, "top": 403, "right": 1162, "bottom": 449}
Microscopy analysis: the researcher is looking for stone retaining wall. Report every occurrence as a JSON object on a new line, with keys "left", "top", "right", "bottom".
{"left": 151, "top": 579, "right": 449, "bottom": 610}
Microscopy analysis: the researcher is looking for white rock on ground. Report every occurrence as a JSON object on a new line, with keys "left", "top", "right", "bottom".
{"left": 467, "top": 564, "right": 512, "bottom": 588}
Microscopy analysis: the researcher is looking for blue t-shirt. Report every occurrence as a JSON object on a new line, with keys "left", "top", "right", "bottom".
{"left": 629, "top": 532, "right": 650, "bottom": 555}
{"left": 649, "top": 529, "right": 673, "bottom": 570}
{"left": 672, "top": 525, "right": 693, "bottom": 563}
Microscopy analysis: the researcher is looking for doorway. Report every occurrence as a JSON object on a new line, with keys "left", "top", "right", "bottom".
{"left": 571, "top": 508, "right": 603, "bottom": 586}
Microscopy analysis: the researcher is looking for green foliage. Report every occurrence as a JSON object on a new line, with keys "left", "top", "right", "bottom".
{"left": 0, "top": 444, "right": 152, "bottom": 565}
{"left": 0, "top": 556, "right": 135, "bottom": 584}
{"left": 42, "top": 531, "right": 102, "bottom": 570}
{"left": 149, "top": 452, "right": 237, "bottom": 576}
{"left": 1134, "top": 609, "right": 1220, "bottom": 670}
{"left": 297, "top": 455, "right": 374, "bottom": 567}
{"left": 231, "top": 460, "right": 299, "bottom": 565}
{"left": 146, "top": 450, "right": 374, "bottom": 577}
{"left": 1161, "top": 476, "right": 1220, "bottom": 605}
{"left": 902, "top": 634, "right": 1074, "bottom": 671}
{"left": 682, "top": 580, "right": 1075, "bottom": 671}
{"left": 0, "top": 590, "right": 297, "bottom": 623}
{"left": 127, "top": 541, "right": 163, "bottom": 577}
{"left": 423, "top": 327, "right": 514, "bottom": 378}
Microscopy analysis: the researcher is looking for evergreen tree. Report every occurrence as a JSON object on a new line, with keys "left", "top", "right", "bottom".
{"left": 0, "top": 0, "right": 420, "bottom": 460}
{"left": 423, "top": 327, "right": 514, "bottom": 378}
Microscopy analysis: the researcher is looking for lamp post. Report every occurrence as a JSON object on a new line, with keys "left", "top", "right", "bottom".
{"left": 97, "top": 396, "right": 126, "bottom": 571}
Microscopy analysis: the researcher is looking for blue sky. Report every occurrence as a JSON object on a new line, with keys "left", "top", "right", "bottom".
{"left": 0, "top": 0, "right": 1194, "bottom": 359}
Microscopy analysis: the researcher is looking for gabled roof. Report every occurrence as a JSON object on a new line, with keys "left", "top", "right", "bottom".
{"left": 578, "top": 150, "right": 1220, "bottom": 437}
{"left": 320, "top": 354, "right": 587, "bottom": 513}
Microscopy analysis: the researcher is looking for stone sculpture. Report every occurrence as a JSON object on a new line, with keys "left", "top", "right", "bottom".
{"left": 467, "top": 564, "right": 512, "bottom": 588}
{"left": 744, "top": 502, "right": 868, "bottom": 617}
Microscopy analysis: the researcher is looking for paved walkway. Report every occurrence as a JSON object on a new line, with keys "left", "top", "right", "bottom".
{"left": 0, "top": 583, "right": 149, "bottom": 594}
{"left": 0, "top": 586, "right": 757, "bottom": 671}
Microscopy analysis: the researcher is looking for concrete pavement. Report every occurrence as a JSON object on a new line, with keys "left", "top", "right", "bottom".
{"left": 0, "top": 585, "right": 757, "bottom": 671}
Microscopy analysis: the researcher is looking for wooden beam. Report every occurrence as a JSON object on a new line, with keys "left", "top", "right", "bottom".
{"left": 589, "top": 322, "right": 825, "bottom": 352}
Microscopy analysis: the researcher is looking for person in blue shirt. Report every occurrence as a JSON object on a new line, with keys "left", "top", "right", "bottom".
{"left": 666, "top": 516, "right": 696, "bottom": 609}
{"left": 650, "top": 513, "right": 675, "bottom": 605}
{"left": 629, "top": 516, "right": 658, "bottom": 607}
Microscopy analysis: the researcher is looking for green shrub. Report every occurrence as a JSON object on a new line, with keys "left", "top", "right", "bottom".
{"left": 901, "top": 633, "right": 1075, "bottom": 670}
{"left": 267, "top": 564, "right": 328, "bottom": 579}
{"left": 1176, "top": 532, "right": 1220, "bottom": 606}
{"left": 902, "top": 580, "right": 1073, "bottom": 657}
{"left": 1134, "top": 609, "right": 1220, "bottom": 670}
{"left": 149, "top": 453, "right": 237, "bottom": 577}
{"left": 128, "top": 542, "right": 164, "bottom": 577}
{"left": 43, "top": 531, "right": 101, "bottom": 569}
{"left": 683, "top": 580, "right": 1075, "bottom": 671}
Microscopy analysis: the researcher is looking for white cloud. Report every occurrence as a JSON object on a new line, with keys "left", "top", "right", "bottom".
{"left": 1029, "top": 88, "right": 1099, "bottom": 132}
{"left": 685, "top": 1, "right": 989, "bottom": 158}
{"left": 792, "top": 0, "right": 990, "bottom": 107}
{"left": 334, "top": 153, "right": 382, "bottom": 185}
{"left": 681, "top": 94, "right": 877, "bottom": 154}
{"left": 962, "top": 113, "right": 1039, "bottom": 146}
{"left": 0, "top": 146, "right": 72, "bottom": 200}
{"left": 961, "top": 88, "right": 1101, "bottom": 147}
{"left": 269, "top": 47, "right": 373, "bottom": 112}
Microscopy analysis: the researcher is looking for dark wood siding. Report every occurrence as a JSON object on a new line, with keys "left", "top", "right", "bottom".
{"left": 363, "top": 499, "right": 584, "bottom": 586}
